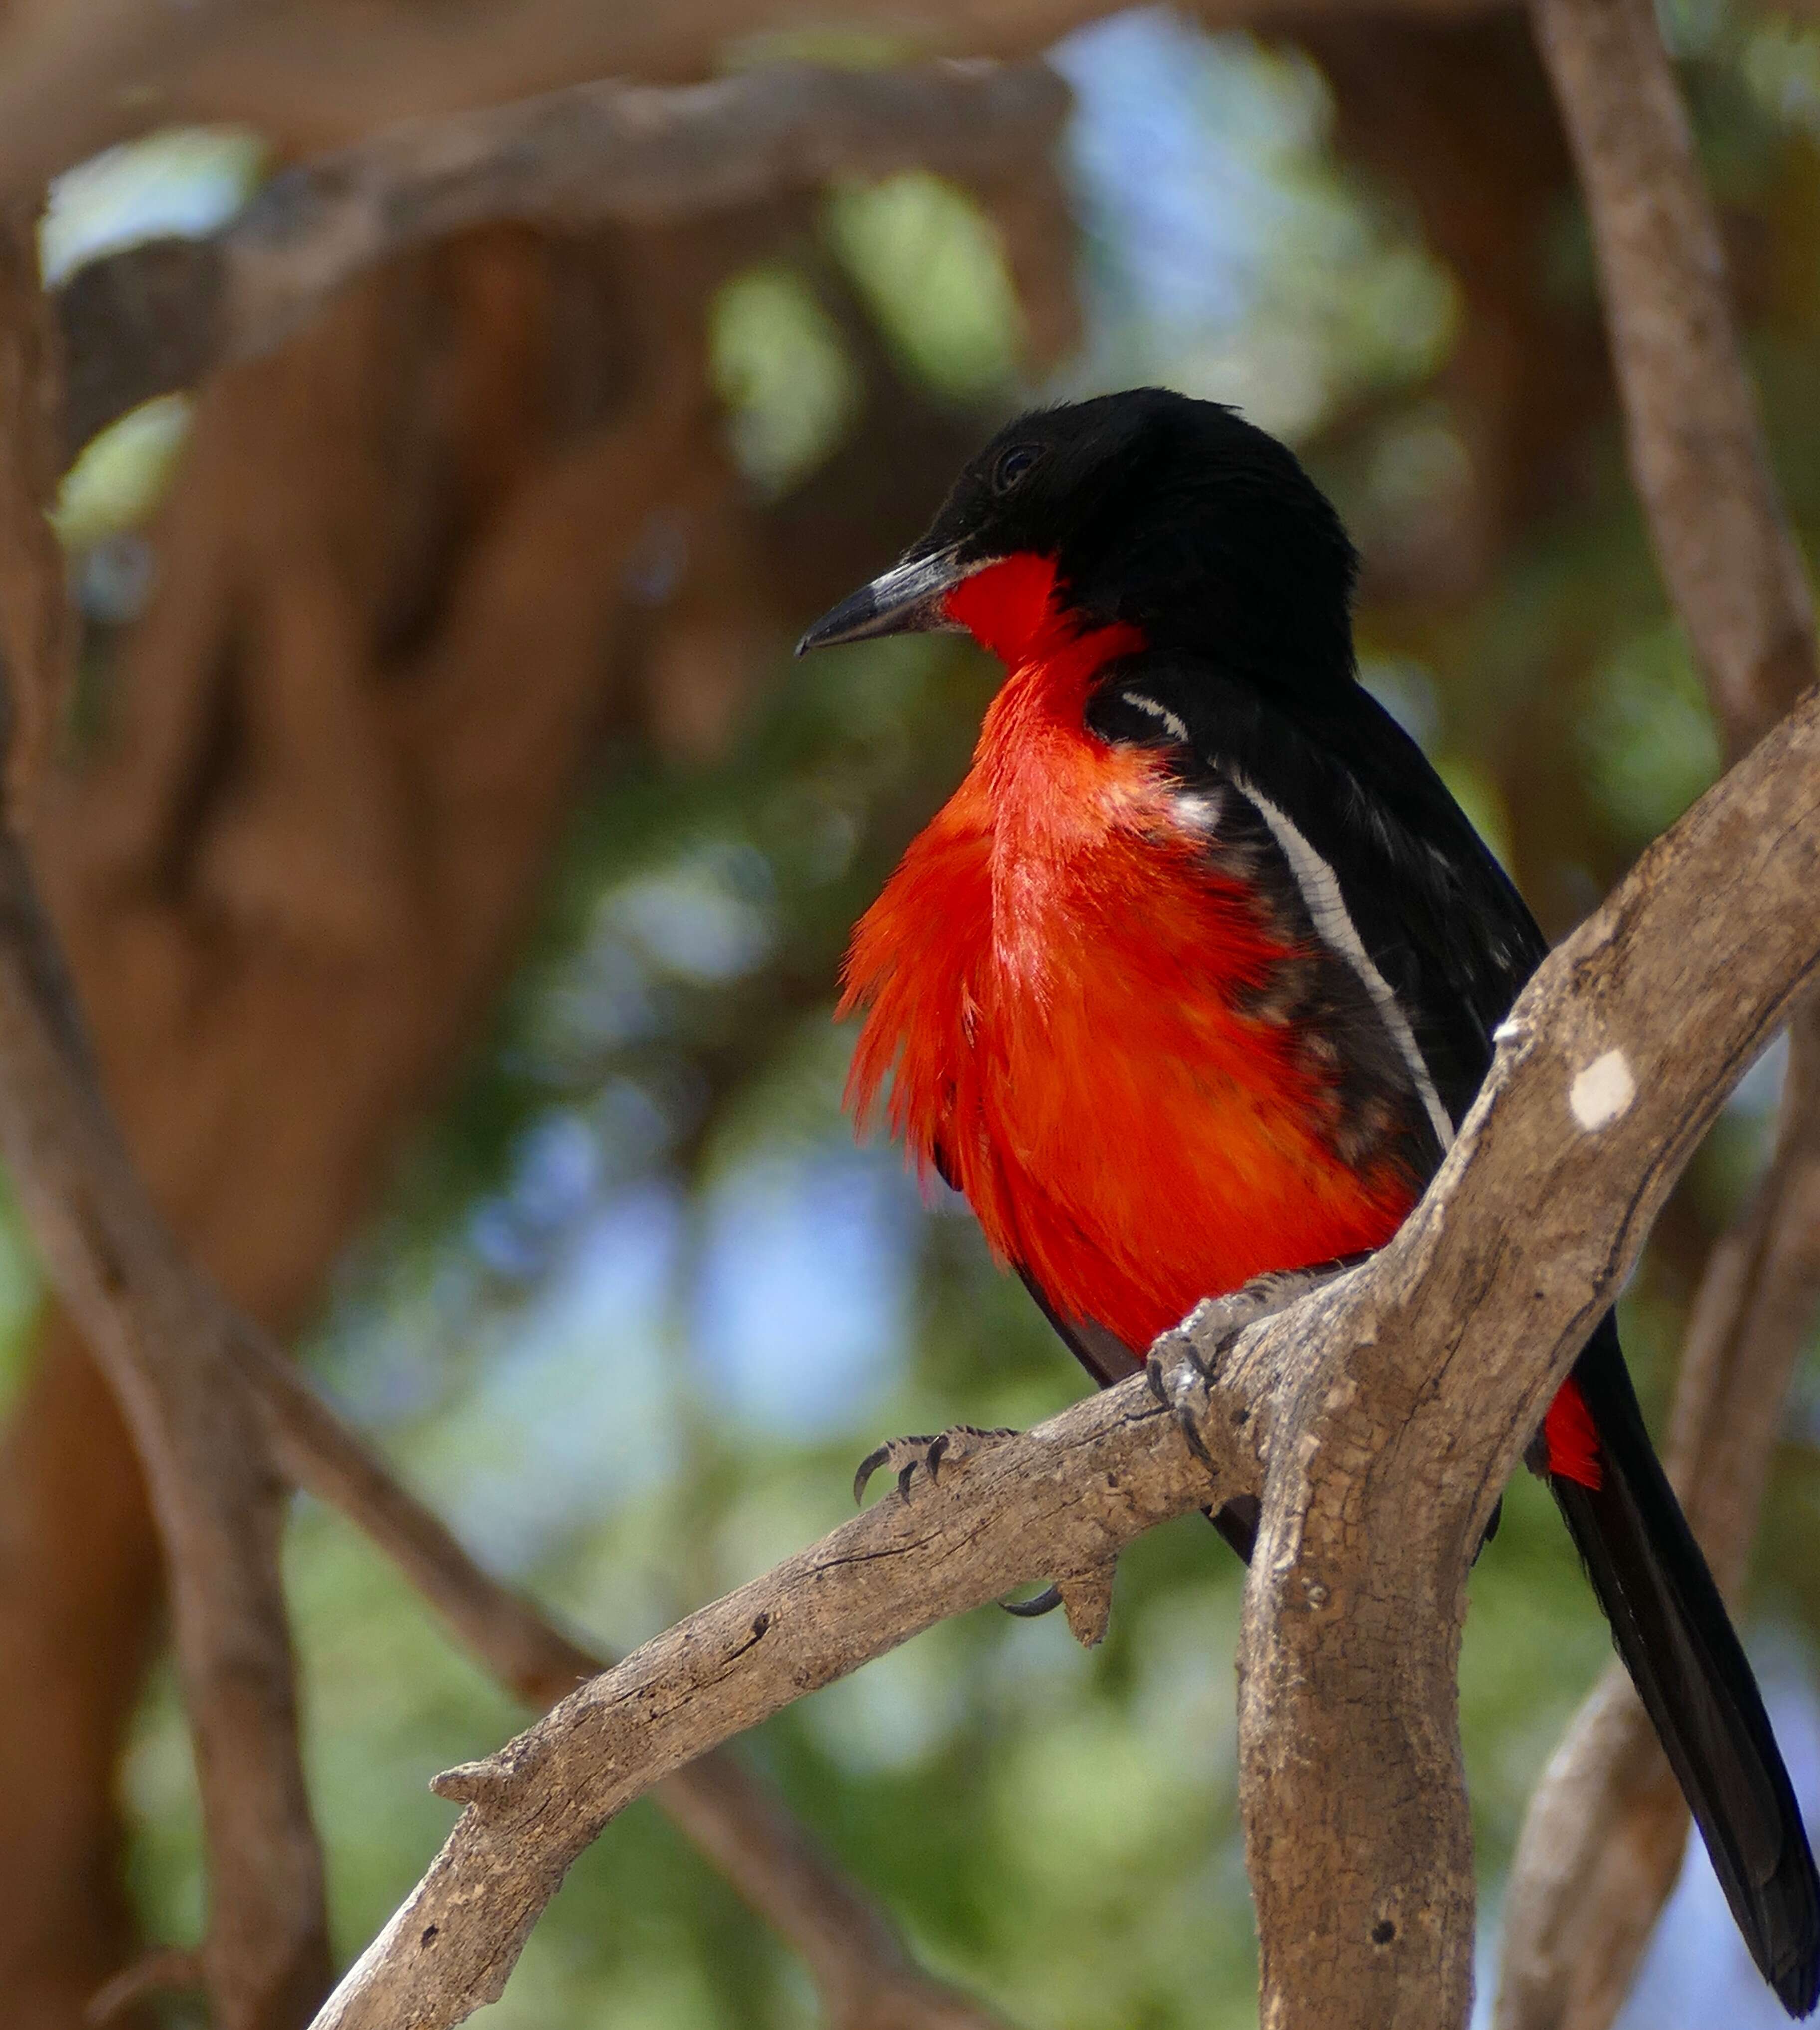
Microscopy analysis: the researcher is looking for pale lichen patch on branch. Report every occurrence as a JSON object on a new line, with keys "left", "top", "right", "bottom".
{"left": 1570, "top": 1050, "right": 1636, "bottom": 1131}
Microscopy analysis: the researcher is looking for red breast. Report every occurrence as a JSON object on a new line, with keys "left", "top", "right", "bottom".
{"left": 839, "top": 554, "right": 1415, "bottom": 1354}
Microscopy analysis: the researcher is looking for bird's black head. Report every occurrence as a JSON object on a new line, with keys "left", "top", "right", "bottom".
{"left": 796, "top": 388, "right": 1359, "bottom": 689}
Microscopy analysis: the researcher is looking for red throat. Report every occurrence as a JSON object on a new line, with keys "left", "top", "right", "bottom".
{"left": 939, "top": 552, "right": 1094, "bottom": 666}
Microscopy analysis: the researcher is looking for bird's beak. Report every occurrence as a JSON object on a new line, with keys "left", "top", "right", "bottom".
{"left": 794, "top": 544, "right": 983, "bottom": 655}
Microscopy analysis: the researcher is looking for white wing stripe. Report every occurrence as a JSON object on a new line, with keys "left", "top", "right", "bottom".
{"left": 1229, "top": 774, "right": 1456, "bottom": 1152}
{"left": 1121, "top": 691, "right": 1190, "bottom": 743}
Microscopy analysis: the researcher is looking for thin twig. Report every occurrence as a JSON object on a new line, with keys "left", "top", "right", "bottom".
{"left": 0, "top": 213, "right": 332, "bottom": 2030}
{"left": 55, "top": 60, "right": 1072, "bottom": 457}
{"left": 312, "top": 663, "right": 1820, "bottom": 2028}
{"left": 1497, "top": 0, "right": 1820, "bottom": 2019}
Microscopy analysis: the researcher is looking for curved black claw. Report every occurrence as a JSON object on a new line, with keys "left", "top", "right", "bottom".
{"left": 853, "top": 1436, "right": 935, "bottom": 1508}
{"left": 1000, "top": 1583, "right": 1065, "bottom": 1619}
{"left": 1146, "top": 1269, "right": 1350, "bottom": 1473}
{"left": 852, "top": 1425, "right": 1020, "bottom": 1508}
{"left": 1146, "top": 1333, "right": 1220, "bottom": 1473}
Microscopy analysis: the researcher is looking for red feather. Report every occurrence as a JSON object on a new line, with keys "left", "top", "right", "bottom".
{"left": 1542, "top": 1378, "right": 1604, "bottom": 1490}
{"left": 839, "top": 553, "right": 1413, "bottom": 1352}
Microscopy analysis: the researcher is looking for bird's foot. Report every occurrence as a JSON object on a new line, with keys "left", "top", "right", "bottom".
{"left": 1145, "top": 1262, "right": 1358, "bottom": 1471}
{"left": 852, "top": 1424, "right": 1018, "bottom": 1508}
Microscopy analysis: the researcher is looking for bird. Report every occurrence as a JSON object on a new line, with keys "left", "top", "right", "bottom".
{"left": 795, "top": 386, "right": 1820, "bottom": 2016}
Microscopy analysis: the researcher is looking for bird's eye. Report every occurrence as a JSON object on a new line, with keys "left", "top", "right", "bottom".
{"left": 990, "top": 444, "right": 1042, "bottom": 495}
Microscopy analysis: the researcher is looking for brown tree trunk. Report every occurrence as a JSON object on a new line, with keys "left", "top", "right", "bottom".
{"left": 0, "top": 220, "right": 761, "bottom": 2022}
{"left": 0, "top": 1318, "right": 161, "bottom": 2026}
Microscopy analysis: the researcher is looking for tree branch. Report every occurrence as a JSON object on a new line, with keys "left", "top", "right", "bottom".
{"left": 0, "top": 0, "right": 1514, "bottom": 197}
{"left": 311, "top": 1353, "right": 1261, "bottom": 2028}
{"left": 1496, "top": 0, "right": 1820, "bottom": 2017}
{"left": 0, "top": 212, "right": 333, "bottom": 2030}
{"left": 1531, "top": 0, "right": 1816, "bottom": 760}
{"left": 55, "top": 59, "right": 1072, "bottom": 458}
{"left": 0, "top": 205, "right": 73, "bottom": 815}
{"left": 311, "top": 656, "right": 1820, "bottom": 2028}
{"left": 242, "top": 1341, "right": 1015, "bottom": 2030}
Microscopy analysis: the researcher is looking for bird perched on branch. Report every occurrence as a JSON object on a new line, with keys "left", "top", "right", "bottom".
{"left": 797, "top": 387, "right": 1820, "bottom": 2016}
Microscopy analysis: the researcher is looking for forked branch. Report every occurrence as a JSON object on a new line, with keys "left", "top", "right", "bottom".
{"left": 313, "top": 666, "right": 1820, "bottom": 2029}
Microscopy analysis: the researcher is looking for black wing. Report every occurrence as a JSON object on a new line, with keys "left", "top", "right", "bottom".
{"left": 1085, "top": 647, "right": 1549, "bottom": 1142}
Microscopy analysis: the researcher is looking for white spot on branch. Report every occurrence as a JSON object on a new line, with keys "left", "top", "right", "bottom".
{"left": 1569, "top": 1050, "right": 1635, "bottom": 1131}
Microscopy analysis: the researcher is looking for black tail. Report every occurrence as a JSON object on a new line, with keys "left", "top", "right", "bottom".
{"left": 1552, "top": 1315, "right": 1820, "bottom": 2016}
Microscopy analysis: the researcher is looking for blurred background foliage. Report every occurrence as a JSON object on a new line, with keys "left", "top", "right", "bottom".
{"left": 18, "top": 4, "right": 1820, "bottom": 2025}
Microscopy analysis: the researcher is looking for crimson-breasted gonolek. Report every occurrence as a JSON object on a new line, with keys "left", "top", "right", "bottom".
{"left": 799, "top": 389, "right": 1820, "bottom": 2015}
